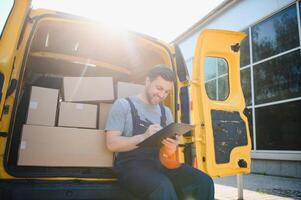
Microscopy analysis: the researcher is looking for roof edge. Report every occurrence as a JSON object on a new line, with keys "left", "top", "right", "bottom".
{"left": 172, "top": 0, "right": 238, "bottom": 44}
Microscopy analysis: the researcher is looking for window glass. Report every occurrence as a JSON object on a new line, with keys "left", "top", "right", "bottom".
{"left": 217, "top": 59, "right": 228, "bottom": 76}
{"left": 217, "top": 75, "right": 229, "bottom": 100}
{"left": 0, "top": 0, "right": 14, "bottom": 37}
{"left": 299, "top": 1, "right": 301, "bottom": 21}
{"left": 204, "top": 57, "right": 217, "bottom": 81}
{"left": 204, "top": 57, "right": 229, "bottom": 100}
{"left": 240, "top": 29, "right": 250, "bottom": 67}
{"left": 205, "top": 80, "right": 217, "bottom": 100}
{"left": 256, "top": 100, "right": 301, "bottom": 150}
{"left": 240, "top": 68, "right": 252, "bottom": 106}
{"left": 252, "top": 5, "right": 299, "bottom": 62}
{"left": 253, "top": 50, "right": 301, "bottom": 105}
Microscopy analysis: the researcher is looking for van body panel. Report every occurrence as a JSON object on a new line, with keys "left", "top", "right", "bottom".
{"left": 0, "top": 179, "right": 127, "bottom": 200}
{"left": 191, "top": 29, "right": 251, "bottom": 177}
{"left": 0, "top": 0, "right": 30, "bottom": 123}
{"left": 0, "top": 0, "right": 30, "bottom": 118}
{"left": 0, "top": 0, "right": 32, "bottom": 180}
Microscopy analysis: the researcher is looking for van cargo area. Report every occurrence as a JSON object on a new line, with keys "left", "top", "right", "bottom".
{"left": 5, "top": 16, "right": 176, "bottom": 179}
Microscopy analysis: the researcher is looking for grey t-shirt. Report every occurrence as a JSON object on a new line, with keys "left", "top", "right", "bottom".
{"left": 105, "top": 96, "right": 174, "bottom": 136}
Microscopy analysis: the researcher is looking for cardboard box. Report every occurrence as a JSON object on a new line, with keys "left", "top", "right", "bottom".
{"left": 58, "top": 102, "right": 97, "bottom": 129}
{"left": 63, "top": 77, "right": 114, "bottom": 102}
{"left": 26, "top": 86, "right": 59, "bottom": 126}
{"left": 117, "top": 82, "right": 145, "bottom": 98}
{"left": 98, "top": 103, "right": 113, "bottom": 130}
{"left": 18, "top": 125, "right": 113, "bottom": 167}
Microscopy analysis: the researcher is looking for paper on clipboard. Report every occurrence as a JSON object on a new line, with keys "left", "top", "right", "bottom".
{"left": 138, "top": 123, "right": 194, "bottom": 148}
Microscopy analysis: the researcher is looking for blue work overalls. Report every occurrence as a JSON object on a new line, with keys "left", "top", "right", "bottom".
{"left": 114, "top": 98, "right": 214, "bottom": 200}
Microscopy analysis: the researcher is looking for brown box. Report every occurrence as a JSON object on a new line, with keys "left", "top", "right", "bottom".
{"left": 117, "top": 82, "right": 145, "bottom": 98}
{"left": 63, "top": 77, "right": 114, "bottom": 102}
{"left": 58, "top": 102, "right": 97, "bottom": 129}
{"left": 98, "top": 103, "right": 113, "bottom": 130}
{"left": 18, "top": 125, "right": 113, "bottom": 167}
{"left": 26, "top": 86, "right": 59, "bottom": 126}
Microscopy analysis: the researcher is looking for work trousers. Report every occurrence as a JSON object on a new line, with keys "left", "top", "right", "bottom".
{"left": 114, "top": 154, "right": 214, "bottom": 200}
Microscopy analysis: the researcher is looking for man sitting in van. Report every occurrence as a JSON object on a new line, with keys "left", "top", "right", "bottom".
{"left": 105, "top": 65, "right": 214, "bottom": 200}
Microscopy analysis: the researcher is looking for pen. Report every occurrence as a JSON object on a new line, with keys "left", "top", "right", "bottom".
{"left": 139, "top": 123, "right": 147, "bottom": 128}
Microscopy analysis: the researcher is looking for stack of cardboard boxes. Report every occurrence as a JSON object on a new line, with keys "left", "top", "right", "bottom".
{"left": 18, "top": 77, "right": 145, "bottom": 168}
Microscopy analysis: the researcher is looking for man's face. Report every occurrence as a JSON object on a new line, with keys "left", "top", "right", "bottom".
{"left": 145, "top": 76, "right": 173, "bottom": 105}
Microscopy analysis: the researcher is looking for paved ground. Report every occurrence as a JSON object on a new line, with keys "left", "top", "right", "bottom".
{"left": 213, "top": 173, "right": 301, "bottom": 200}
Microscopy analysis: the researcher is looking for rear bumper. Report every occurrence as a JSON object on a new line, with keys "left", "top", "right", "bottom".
{"left": 0, "top": 179, "right": 130, "bottom": 200}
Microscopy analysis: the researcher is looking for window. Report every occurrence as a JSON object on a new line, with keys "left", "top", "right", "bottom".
{"left": 252, "top": 5, "right": 299, "bottom": 62}
{"left": 240, "top": 29, "right": 250, "bottom": 67}
{"left": 0, "top": 0, "right": 14, "bottom": 38}
{"left": 253, "top": 50, "right": 301, "bottom": 105}
{"left": 256, "top": 100, "right": 301, "bottom": 150}
{"left": 205, "top": 80, "right": 217, "bottom": 100}
{"left": 239, "top": 3, "right": 301, "bottom": 152}
{"left": 240, "top": 68, "right": 252, "bottom": 106}
{"left": 204, "top": 57, "right": 229, "bottom": 100}
{"left": 298, "top": 1, "right": 301, "bottom": 21}
{"left": 217, "top": 75, "right": 229, "bottom": 100}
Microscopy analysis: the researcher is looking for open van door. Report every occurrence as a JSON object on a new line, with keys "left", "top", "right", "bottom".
{"left": 0, "top": 0, "right": 30, "bottom": 119}
{"left": 190, "top": 29, "right": 251, "bottom": 177}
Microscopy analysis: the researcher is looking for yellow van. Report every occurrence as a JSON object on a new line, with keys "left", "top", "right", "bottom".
{"left": 0, "top": 1, "right": 251, "bottom": 199}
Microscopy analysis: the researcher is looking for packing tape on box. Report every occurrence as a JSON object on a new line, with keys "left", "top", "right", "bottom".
{"left": 76, "top": 104, "right": 84, "bottom": 110}
{"left": 29, "top": 101, "right": 38, "bottom": 109}
{"left": 20, "top": 141, "right": 27, "bottom": 150}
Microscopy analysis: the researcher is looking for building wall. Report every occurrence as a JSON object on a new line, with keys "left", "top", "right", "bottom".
{"left": 179, "top": 0, "right": 295, "bottom": 60}
{"left": 252, "top": 159, "right": 301, "bottom": 178}
{"left": 178, "top": 0, "right": 301, "bottom": 177}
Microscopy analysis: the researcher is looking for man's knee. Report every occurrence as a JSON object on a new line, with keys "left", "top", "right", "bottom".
{"left": 197, "top": 172, "right": 214, "bottom": 190}
{"left": 148, "top": 177, "right": 177, "bottom": 200}
{"left": 194, "top": 172, "right": 215, "bottom": 199}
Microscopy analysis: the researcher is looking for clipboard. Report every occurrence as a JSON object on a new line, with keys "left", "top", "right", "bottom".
{"left": 138, "top": 123, "right": 194, "bottom": 148}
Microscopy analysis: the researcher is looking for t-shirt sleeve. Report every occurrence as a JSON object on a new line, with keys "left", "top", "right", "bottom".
{"left": 165, "top": 106, "right": 174, "bottom": 125}
{"left": 105, "top": 99, "right": 128, "bottom": 132}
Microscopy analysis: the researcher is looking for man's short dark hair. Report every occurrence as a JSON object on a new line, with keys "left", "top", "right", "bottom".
{"left": 147, "top": 64, "right": 176, "bottom": 82}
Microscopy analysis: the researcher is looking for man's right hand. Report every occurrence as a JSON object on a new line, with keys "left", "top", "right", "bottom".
{"left": 143, "top": 124, "right": 162, "bottom": 140}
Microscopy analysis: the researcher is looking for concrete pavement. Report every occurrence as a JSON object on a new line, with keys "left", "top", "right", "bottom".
{"left": 213, "top": 173, "right": 301, "bottom": 200}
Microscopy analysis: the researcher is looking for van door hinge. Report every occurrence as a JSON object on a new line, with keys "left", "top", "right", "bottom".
{"left": 176, "top": 103, "right": 180, "bottom": 111}
{"left": 3, "top": 105, "right": 10, "bottom": 114}
{"left": 0, "top": 132, "right": 8, "bottom": 137}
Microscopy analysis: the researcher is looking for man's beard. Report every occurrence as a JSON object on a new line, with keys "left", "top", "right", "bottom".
{"left": 145, "top": 87, "right": 160, "bottom": 105}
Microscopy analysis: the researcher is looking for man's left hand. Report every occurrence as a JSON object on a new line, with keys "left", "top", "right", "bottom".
{"left": 161, "top": 135, "right": 179, "bottom": 156}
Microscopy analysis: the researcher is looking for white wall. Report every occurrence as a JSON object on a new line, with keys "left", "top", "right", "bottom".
{"left": 178, "top": 0, "right": 295, "bottom": 61}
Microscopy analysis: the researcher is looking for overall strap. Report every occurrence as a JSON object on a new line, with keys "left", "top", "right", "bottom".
{"left": 124, "top": 97, "right": 142, "bottom": 133}
{"left": 159, "top": 103, "right": 167, "bottom": 127}
{"left": 125, "top": 97, "right": 139, "bottom": 119}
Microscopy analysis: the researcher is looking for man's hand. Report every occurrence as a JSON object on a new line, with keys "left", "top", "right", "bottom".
{"left": 161, "top": 135, "right": 179, "bottom": 156}
{"left": 143, "top": 124, "right": 162, "bottom": 140}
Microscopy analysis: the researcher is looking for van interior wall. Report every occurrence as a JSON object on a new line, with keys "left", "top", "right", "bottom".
{"left": 6, "top": 18, "right": 174, "bottom": 174}
{"left": 24, "top": 18, "right": 174, "bottom": 106}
